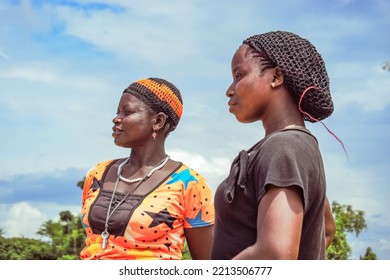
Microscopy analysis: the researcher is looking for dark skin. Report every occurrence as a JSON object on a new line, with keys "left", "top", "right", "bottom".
{"left": 226, "top": 44, "right": 332, "bottom": 259}
{"left": 105, "top": 93, "right": 213, "bottom": 259}
{"left": 325, "top": 197, "right": 336, "bottom": 249}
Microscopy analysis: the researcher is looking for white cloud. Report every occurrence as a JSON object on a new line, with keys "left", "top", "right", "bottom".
{"left": 0, "top": 201, "right": 80, "bottom": 239}
{"left": 1, "top": 65, "right": 59, "bottom": 83}
{"left": 53, "top": 2, "right": 204, "bottom": 63}
{"left": 325, "top": 153, "right": 390, "bottom": 217}
{"left": 169, "top": 148, "right": 231, "bottom": 176}
{"left": 0, "top": 63, "right": 112, "bottom": 92}
{"left": 378, "top": 239, "right": 390, "bottom": 252}
{"left": 0, "top": 202, "right": 45, "bottom": 238}
{"left": 168, "top": 148, "right": 231, "bottom": 190}
{"left": 329, "top": 63, "right": 390, "bottom": 112}
{"left": 323, "top": 153, "right": 390, "bottom": 259}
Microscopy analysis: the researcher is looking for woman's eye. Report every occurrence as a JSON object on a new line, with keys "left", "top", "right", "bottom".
{"left": 116, "top": 109, "right": 132, "bottom": 116}
{"left": 122, "top": 107, "right": 134, "bottom": 115}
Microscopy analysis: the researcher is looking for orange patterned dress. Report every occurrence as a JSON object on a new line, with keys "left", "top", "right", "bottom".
{"left": 80, "top": 159, "right": 214, "bottom": 260}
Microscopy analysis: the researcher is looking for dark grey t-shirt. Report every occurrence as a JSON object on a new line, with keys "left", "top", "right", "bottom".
{"left": 211, "top": 128, "right": 326, "bottom": 260}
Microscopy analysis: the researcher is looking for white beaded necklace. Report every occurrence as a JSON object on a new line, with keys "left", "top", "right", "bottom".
{"left": 100, "top": 154, "right": 170, "bottom": 249}
{"left": 117, "top": 155, "right": 170, "bottom": 183}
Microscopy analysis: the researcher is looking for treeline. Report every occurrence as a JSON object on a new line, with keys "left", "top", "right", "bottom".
{"left": 0, "top": 202, "right": 377, "bottom": 260}
{"left": 0, "top": 210, "right": 84, "bottom": 260}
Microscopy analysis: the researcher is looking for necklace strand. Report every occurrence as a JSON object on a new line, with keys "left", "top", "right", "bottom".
{"left": 117, "top": 155, "right": 170, "bottom": 184}
{"left": 117, "top": 158, "right": 142, "bottom": 183}
{"left": 101, "top": 155, "right": 170, "bottom": 249}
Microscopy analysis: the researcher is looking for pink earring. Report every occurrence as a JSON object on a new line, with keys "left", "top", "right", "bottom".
{"left": 152, "top": 130, "right": 157, "bottom": 140}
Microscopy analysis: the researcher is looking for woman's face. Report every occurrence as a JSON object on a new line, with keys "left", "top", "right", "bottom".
{"left": 226, "top": 44, "right": 274, "bottom": 123}
{"left": 112, "top": 93, "right": 156, "bottom": 148}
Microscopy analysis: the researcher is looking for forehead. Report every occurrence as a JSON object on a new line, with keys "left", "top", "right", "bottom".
{"left": 119, "top": 93, "right": 147, "bottom": 108}
{"left": 231, "top": 44, "right": 256, "bottom": 68}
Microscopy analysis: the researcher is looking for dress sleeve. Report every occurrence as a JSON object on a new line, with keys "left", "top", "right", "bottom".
{"left": 81, "top": 160, "right": 114, "bottom": 205}
{"left": 182, "top": 169, "right": 215, "bottom": 228}
{"left": 253, "top": 131, "right": 317, "bottom": 210}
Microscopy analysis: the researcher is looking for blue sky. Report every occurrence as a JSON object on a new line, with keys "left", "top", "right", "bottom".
{"left": 0, "top": 0, "right": 389, "bottom": 259}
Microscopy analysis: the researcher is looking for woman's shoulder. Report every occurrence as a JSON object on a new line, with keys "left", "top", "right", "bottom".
{"left": 85, "top": 158, "right": 123, "bottom": 176}
{"left": 248, "top": 127, "right": 318, "bottom": 162}
{"left": 176, "top": 162, "right": 202, "bottom": 175}
{"left": 169, "top": 161, "right": 209, "bottom": 185}
{"left": 263, "top": 126, "right": 317, "bottom": 146}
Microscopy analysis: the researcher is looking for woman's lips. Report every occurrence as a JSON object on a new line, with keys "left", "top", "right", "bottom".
{"left": 112, "top": 127, "right": 123, "bottom": 137}
{"left": 228, "top": 101, "right": 237, "bottom": 112}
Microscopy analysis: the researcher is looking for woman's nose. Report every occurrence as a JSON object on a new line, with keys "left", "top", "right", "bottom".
{"left": 226, "top": 84, "right": 234, "bottom": 97}
{"left": 113, "top": 115, "right": 121, "bottom": 124}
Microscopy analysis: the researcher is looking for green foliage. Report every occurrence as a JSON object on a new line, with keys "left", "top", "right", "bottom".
{"left": 37, "top": 210, "right": 85, "bottom": 259}
{"left": 326, "top": 201, "right": 369, "bottom": 260}
{"left": 0, "top": 210, "right": 85, "bottom": 260}
{"left": 326, "top": 219, "right": 351, "bottom": 259}
{"left": 181, "top": 241, "right": 192, "bottom": 260}
{"left": 360, "top": 247, "right": 377, "bottom": 260}
{"left": 0, "top": 177, "right": 87, "bottom": 260}
{"left": 332, "top": 202, "right": 367, "bottom": 236}
{"left": 1, "top": 175, "right": 378, "bottom": 261}
{"left": 77, "top": 177, "right": 85, "bottom": 190}
{"left": 0, "top": 236, "right": 57, "bottom": 260}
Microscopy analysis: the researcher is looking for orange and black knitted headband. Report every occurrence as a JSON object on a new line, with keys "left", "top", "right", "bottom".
{"left": 123, "top": 78, "right": 183, "bottom": 131}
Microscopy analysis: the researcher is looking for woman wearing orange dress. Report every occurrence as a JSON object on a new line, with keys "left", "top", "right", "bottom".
{"left": 80, "top": 78, "right": 214, "bottom": 260}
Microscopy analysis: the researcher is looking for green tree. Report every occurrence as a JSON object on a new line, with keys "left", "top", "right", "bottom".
{"left": 181, "top": 241, "right": 192, "bottom": 260}
{"left": 0, "top": 236, "right": 56, "bottom": 260}
{"left": 77, "top": 177, "right": 85, "bottom": 190}
{"left": 360, "top": 247, "right": 377, "bottom": 260}
{"left": 37, "top": 210, "right": 85, "bottom": 259}
{"left": 0, "top": 178, "right": 86, "bottom": 260}
{"left": 327, "top": 201, "right": 369, "bottom": 260}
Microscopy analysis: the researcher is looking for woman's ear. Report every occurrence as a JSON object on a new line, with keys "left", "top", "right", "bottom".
{"left": 271, "top": 66, "right": 284, "bottom": 88}
{"left": 152, "top": 112, "right": 168, "bottom": 132}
